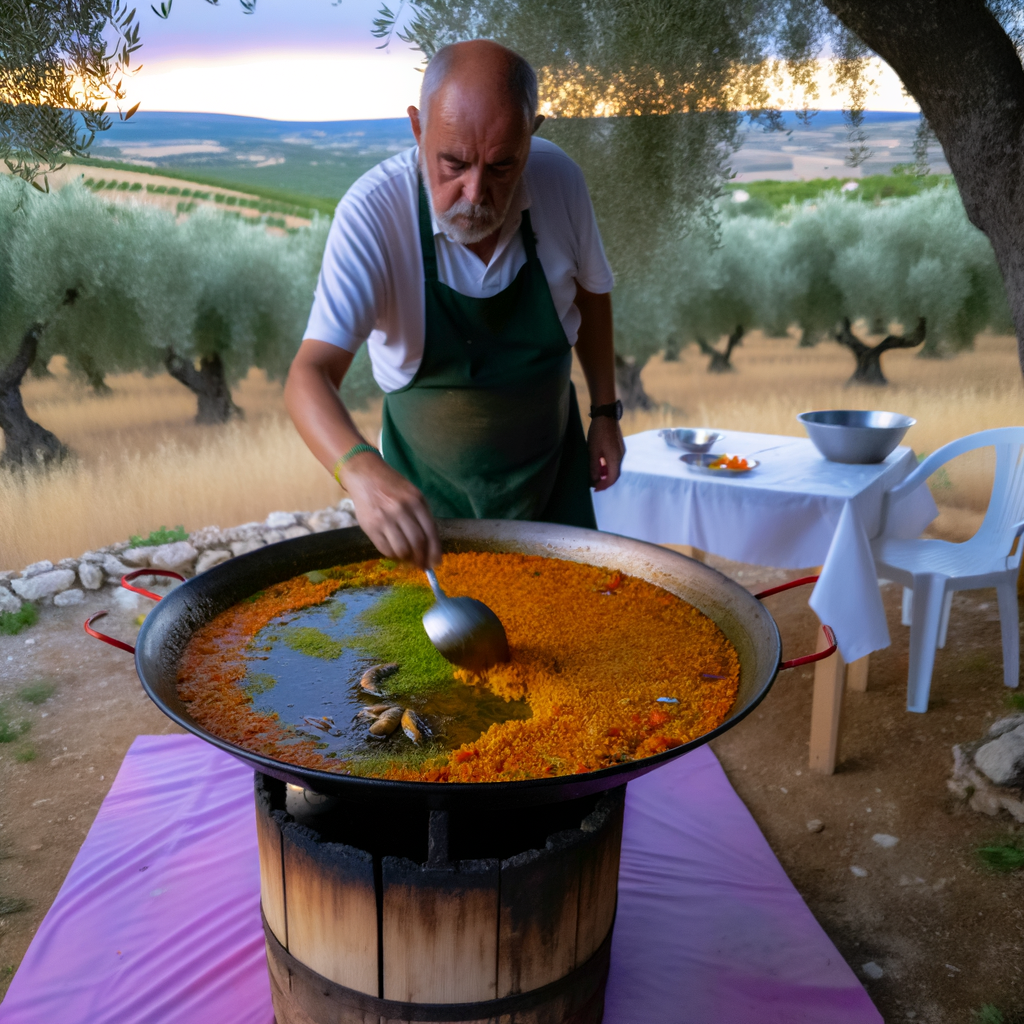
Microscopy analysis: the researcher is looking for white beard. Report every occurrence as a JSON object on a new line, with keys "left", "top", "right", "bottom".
{"left": 423, "top": 173, "right": 515, "bottom": 245}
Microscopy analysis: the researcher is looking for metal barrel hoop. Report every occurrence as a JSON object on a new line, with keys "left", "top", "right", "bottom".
{"left": 83, "top": 569, "right": 186, "bottom": 654}
{"left": 754, "top": 575, "right": 838, "bottom": 670}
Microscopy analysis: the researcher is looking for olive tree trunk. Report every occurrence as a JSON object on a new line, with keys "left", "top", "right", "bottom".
{"left": 164, "top": 350, "right": 243, "bottom": 424}
{"left": 823, "top": 1, "right": 1024, "bottom": 375}
{"left": 0, "top": 325, "right": 70, "bottom": 468}
{"left": 614, "top": 352, "right": 654, "bottom": 411}
{"left": 835, "top": 317, "right": 926, "bottom": 385}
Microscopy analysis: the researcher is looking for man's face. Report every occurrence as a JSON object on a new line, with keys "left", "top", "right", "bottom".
{"left": 410, "top": 80, "right": 532, "bottom": 246}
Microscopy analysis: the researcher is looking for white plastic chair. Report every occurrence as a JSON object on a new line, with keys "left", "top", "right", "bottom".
{"left": 873, "top": 427, "right": 1024, "bottom": 713}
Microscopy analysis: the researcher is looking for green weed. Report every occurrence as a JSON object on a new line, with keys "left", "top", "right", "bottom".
{"left": 128, "top": 525, "right": 188, "bottom": 547}
{"left": 1006, "top": 692, "right": 1024, "bottom": 712}
{"left": 14, "top": 747, "right": 36, "bottom": 763}
{"left": 0, "top": 707, "right": 30, "bottom": 744}
{"left": 977, "top": 842, "right": 1024, "bottom": 872}
{"left": 243, "top": 673, "right": 277, "bottom": 700}
{"left": 18, "top": 682, "right": 55, "bottom": 704}
{"left": 0, "top": 602, "right": 37, "bottom": 636}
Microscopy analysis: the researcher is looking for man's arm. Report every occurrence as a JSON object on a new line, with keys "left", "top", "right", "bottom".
{"left": 573, "top": 284, "right": 624, "bottom": 491}
{"left": 284, "top": 339, "right": 441, "bottom": 568}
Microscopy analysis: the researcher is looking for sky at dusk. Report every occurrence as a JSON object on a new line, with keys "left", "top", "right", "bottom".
{"left": 122, "top": 0, "right": 918, "bottom": 122}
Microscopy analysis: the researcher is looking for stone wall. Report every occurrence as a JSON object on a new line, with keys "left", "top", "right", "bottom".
{"left": 0, "top": 500, "right": 357, "bottom": 615}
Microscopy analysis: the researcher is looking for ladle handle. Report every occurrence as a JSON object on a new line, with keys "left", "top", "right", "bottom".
{"left": 754, "top": 575, "right": 839, "bottom": 670}
{"left": 424, "top": 568, "right": 445, "bottom": 601}
{"left": 83, "top": 569, "right": 186, "bottom": 654}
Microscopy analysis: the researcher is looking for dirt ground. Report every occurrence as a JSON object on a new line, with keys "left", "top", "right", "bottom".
{"left": 1, "top": 555, "right": 1022, "bottom": 1022}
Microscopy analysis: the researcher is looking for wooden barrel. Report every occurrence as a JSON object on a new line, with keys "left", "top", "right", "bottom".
{"left": 254, "top": 774, "right": 624, "bottom": 1024}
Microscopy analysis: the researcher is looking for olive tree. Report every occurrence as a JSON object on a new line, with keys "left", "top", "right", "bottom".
{"left": 670, "top": 188, "right": 1012, "bottom": 383}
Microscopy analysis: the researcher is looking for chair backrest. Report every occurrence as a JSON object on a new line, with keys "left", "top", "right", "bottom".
{"left": 886, "top": 427, "right": 1024, "bottom": 565}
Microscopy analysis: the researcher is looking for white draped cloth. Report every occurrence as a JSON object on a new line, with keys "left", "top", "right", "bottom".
{"left": 592, "top": 429, "right": 938, "bottom": 663}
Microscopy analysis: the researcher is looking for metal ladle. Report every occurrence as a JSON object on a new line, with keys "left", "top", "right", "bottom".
{"left": 422, "top": 568, "right": 509, "bottom": 672}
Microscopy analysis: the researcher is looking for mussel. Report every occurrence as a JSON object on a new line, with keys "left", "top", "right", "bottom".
{"left": 401, "top": 709, "right": 430, "bottom": 744}
{"left": 369, "top": 706, "right": 403, "bottom": 738}
{"left": 359, "top": 663, "right": 399, "bottom": 695}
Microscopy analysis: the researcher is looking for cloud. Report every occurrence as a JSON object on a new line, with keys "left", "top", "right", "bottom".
{"left": 123, "top": 50, "right": 423, "bottom": 122}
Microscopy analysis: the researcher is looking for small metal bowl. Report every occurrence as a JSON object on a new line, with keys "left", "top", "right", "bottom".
{"left": 798, "top": 410, "right": 916, "bottom": 465}
{"left": 660, "top": 428, "right": 724, "bottom": 454}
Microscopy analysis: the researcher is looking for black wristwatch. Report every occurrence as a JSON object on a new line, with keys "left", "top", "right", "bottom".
{"left": 590, "top": 399, "right": 623, "bottom": 421}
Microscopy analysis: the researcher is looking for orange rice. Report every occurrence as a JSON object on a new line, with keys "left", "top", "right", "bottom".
{"left": 176, "top": 552, "right": 740, "bottom": 782}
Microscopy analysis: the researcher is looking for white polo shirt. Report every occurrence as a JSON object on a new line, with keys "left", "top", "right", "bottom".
{"left": 304, "top": 137, "right": 615, "bottom": 393}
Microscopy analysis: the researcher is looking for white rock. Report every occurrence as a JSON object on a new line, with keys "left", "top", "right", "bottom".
{"left": 281, "top": 525, "right": 310, "bottom": 540}
{"left": 265, "top": 511, "right": 297, "bottom": 529}
{"left": 121, "top": 546, "right": 153, "bottom": 567}
{"left": 195, "top": 549, "right": 232, "bottom": 574}
{"left": 12, "top": 569, "right": 76, "bottom": 601}
{"left": 336, "top": 510, "right": 357, "bottom": 529}
{"left": 230, "top": 539, "right": 265, "bottom": 557}
{"left": 53, "top": 588, "right": 85, "bottom": 607}
{"left": 148, "top": 541, "right": 198, "bottom": 573}
{"left": 988, "top": 714, "right": 1024, "bottom": 738}
{"left": 101, "top": 554, "right": 131, "bottom": 579}
{"left": 338, "top": 498, "right": 355, "bottom": 514}
{"left": 0, "top": 570, "right": 16, "bottom": 584}
{"left": 849, "top": 865, "right": 869, "bottom": 878}
{"left": 806, "top": 819, "right": 824, "bottom": 833}
{"left": 976, "top": 725, "right": 1024, "bottom": 786}
{"left": 113, "top": 587, "right": 143, "bottom": 614}
{"left": 56, "top": 557, "right": 78, "bottom": 570}
{"left": 221, "top": 522, "right": 263, "bottom": 543}
{"left": 872, "top": 833, "right": 899, "bottom": 849}
{"left": 861, "top": 962, "right": 883, "bottom": 980}
{"left": 189, "top": 525, "right": 225, "bottom": 550}
{"left": 78, "top": 551, "right": 105, "bottom": 565}
{"left": 262, "top": 529, "right": 284, "bottom": 545}
{"left": 0, "top": 587, "right": 22, "bottom": 614}
{"left": 20, "top": 560, "right": 54, "bottom": 578}
{"left": 78, "top": 562, "right": 104, "bottom": 590}
{"left": 307, "top": 509, "right": 339, "bottom": 533}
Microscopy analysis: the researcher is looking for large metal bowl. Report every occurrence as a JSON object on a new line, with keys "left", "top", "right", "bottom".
{"left": 798, "top": 409, "right": 915, "bottom": 464}
{"left": 131, "top": 520, "right": 783, "bottom": 811}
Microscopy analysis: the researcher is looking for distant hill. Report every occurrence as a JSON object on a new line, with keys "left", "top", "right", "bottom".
{"left": 81, "top": 109, "right": 944, "bottom": 202}
{"left": 88, "top": 111, "right": 416, "bottom": 201}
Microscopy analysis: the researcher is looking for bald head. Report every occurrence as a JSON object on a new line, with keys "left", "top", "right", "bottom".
{"left": 408, "top": 40, "right": 542, "bottom": 251}
{"left": 420, "top": 40, "right": 537, "bottom": 132}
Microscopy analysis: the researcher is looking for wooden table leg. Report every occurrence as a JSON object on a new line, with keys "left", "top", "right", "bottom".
{"left": 678, "top": 546, "right": 706, "bottom": 563}
{"left": 846, "top": 654, "right": 870, "bottom": 693}
{"left": 809, "top": 626, "right": 846, "bottom": 774}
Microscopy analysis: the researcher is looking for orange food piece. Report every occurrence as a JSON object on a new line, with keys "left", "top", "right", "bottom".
{"left": 708, "top": 454, "right": 750, "bottom": 471}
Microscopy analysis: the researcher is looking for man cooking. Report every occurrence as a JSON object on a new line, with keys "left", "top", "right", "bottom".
{"left": 285, "top": 39, "right": 623, "bottom": 568}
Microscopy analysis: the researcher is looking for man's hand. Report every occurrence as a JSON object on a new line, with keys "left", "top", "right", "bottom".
{"left": 340, "top": 452, "right": 442, "bottom": 569}
{"left": 588, "top": 416, "right": 625, "bottom": 491}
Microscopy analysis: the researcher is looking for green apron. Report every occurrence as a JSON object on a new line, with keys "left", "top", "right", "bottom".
{"left": 380, "top": 178, "right": 596, "bottom": 528}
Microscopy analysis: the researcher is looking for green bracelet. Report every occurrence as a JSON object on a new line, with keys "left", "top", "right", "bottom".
{"left": 333, "top": 443, "right": 380, "bottom": 485}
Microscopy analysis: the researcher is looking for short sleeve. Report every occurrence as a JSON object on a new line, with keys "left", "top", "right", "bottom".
{"left": 568, "top": 162, "right": 615, "bottom": 295}
{"left": 303, "top": 192, "right": 389, "bottom": 352}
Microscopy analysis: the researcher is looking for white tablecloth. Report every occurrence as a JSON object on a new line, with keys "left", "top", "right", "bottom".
{"left": 592, "top": 429, "right": 938, "bottom": 663}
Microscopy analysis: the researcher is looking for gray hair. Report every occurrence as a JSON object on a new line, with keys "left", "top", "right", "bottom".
{"left": 420, "top": 43, "right": 538, "bottom": 129}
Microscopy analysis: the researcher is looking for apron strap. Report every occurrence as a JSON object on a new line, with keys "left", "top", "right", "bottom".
{"left": 520, "top": 208, "right": 538, "bottom": 262}
{"left": 417, "top": 175, "right": 439, "bottom": 283}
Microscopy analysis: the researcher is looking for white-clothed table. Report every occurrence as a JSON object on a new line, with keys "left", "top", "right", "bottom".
{"left": 592, "top": 429, "right": 938, "bottom": 663}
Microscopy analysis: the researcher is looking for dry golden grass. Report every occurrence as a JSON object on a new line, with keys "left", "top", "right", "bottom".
{"left": 2, "top": 332, "right": 1022, "bottom": 568}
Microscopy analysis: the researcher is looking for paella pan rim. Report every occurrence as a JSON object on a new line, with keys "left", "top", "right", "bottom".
{"left": 132, "top": 519, "right": 782, "bottom": 810}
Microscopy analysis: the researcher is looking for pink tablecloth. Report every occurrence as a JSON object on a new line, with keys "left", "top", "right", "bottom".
{"left": 0, "top": 735, "right": 880, "bottom": 1024}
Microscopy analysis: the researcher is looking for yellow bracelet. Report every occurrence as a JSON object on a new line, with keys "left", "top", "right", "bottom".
{"left": 332, "top": 443, "right": 380, "bottom": 485}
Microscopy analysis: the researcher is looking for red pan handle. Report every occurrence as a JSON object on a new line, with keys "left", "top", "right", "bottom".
{"left": 754, "top": 575, "right": 838, "bottom": 670}
{"left": 83, "top": 569, "right": 186, "bottom": 654}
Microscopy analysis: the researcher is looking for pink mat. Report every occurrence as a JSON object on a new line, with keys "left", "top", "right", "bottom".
{"left": 0, "top": 736, "right": 880, "bottom": 1024}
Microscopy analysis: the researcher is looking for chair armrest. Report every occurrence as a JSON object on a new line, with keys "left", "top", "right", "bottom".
{"left": 885, "top": 450, "right": 949, "bottom": 504}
